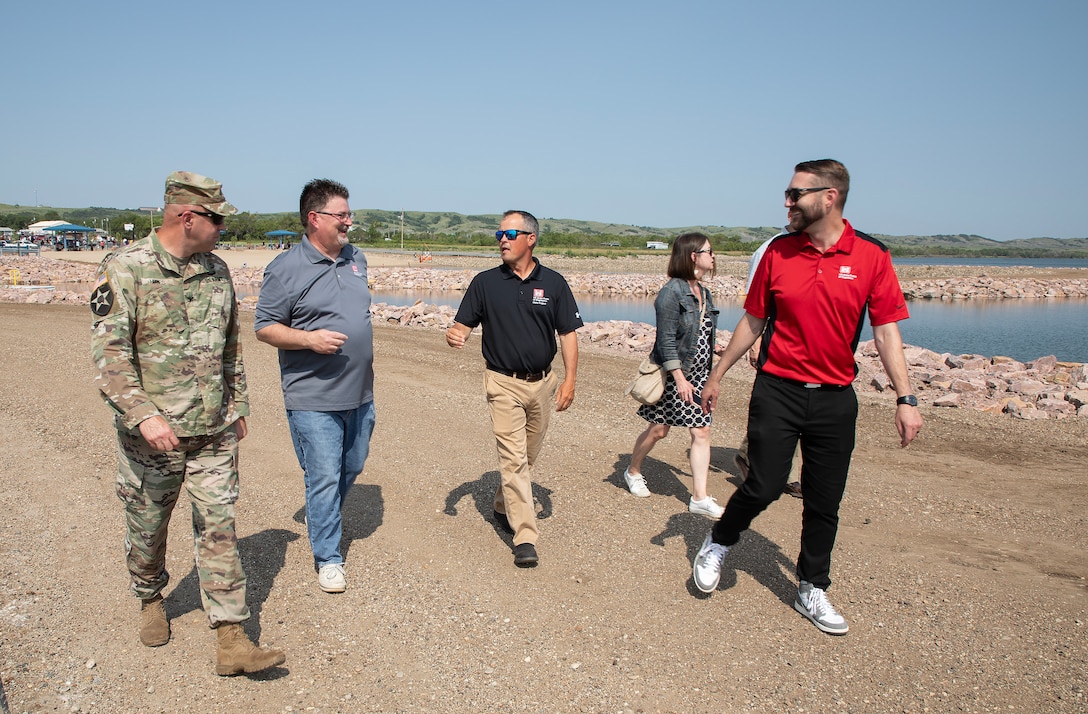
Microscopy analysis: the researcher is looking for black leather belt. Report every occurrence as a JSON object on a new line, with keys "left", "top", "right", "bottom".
{"left": 762, "top": 372, "right": 850, "bottom": 391}
{"left": 487, "top": 365, "right": 551, "bottom": 382}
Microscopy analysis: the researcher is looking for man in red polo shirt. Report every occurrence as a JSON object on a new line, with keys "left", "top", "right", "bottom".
{"left": 695, "top": 159, "right": 923, "bottom": 635}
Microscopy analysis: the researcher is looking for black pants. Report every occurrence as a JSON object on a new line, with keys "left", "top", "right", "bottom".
{"left": 712, "top": 373, "right": 857, "bottom": 590}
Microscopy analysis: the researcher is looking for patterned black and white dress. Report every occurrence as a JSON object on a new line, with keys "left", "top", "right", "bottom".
{"left": 637, "top": 309, "right": 714, "bottom": 428}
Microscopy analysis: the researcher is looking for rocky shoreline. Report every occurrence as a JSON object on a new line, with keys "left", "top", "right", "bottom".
{"left": 362, "top": 301, "right": 1088, "bottom": 420}
{"left": 2, "top": 254, "right": 1086, "bottom": 420}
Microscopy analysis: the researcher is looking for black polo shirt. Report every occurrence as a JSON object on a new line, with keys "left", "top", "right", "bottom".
{"left": 455, "top": 258, "right": 583, "bottom": 374}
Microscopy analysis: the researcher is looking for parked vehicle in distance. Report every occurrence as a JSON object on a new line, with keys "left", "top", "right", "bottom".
{"left": 1, "top": 240, "right": 41, "bottom": 255}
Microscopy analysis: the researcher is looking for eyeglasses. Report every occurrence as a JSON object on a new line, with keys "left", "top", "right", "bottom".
{"left": 190, "top": 210, "right": 225, "bottom": 226}
{"left": 314, "top": 210, "right": 353, "bottom": 222}
{"left": 784, "top": 187, "right": 831, "bottom": 202}
{"left": 694, "top": 248, "right": 714, "bottom": 256}
{"left": 495, "top": 229, "right": 533, "bottom": 241}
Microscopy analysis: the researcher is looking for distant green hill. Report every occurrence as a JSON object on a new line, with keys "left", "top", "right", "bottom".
{"left": 863, "top": 232, "right": 1088, "bottom": 258}
{"left": 350, "top": 209, "right": 783, "bottom": 242}
{"left": 1, "top": 203, "right": 1084, "bottom": 257}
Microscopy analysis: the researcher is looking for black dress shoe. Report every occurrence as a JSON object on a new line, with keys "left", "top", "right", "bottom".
{"left": 513, "top": 543, "right": 538, "bottom": 567}
{"left": 493, "top": 510, "right": 514, "bottom": 534}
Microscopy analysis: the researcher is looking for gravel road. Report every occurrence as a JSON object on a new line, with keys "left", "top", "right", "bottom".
{"left": 0, "top": 300, "right": 1085, "bottom": 713}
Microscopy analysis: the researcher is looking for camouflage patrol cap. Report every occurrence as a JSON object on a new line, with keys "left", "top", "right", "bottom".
{"left": 163, "top": 171, "right": 238, "bottom": 216}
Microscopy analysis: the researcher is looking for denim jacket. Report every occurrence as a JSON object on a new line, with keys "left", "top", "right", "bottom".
{"left": 650, "top": 278, "right": 718, "bottom": 377}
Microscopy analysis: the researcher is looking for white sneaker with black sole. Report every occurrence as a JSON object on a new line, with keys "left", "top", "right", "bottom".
{"left": 793, "top": 580, "right": 849, "bottom": 635}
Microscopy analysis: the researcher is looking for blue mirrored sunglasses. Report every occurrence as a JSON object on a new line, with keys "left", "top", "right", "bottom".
{"left": 495, "top": 229, "right": 532, "bottom": 241}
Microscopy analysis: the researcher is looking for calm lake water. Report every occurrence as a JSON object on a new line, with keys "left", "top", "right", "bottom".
{"left": 892, "top": 257, "right": 1088, "bottom": 269}
{"left": 58, "top": 254, "right": 1088, "bottom": 362}
{"left": 371, "top": 290, "right": 1088, "bottom": 363}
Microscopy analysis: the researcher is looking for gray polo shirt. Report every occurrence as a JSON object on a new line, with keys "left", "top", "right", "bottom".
{"left": 254, "top": 236, "right": 374, "bottom": 411}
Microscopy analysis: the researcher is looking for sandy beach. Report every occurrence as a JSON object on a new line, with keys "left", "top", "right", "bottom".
{"left": 0, "top": 276, "right": 1085, "bottom": 711}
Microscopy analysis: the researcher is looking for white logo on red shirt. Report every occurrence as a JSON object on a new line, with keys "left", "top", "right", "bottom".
{"left": 837, "top": 265, "right": 858, "bottom": 281}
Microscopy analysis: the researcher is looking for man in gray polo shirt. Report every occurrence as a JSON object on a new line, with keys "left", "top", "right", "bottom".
{"left": 254, "top": 178, "right": 376, "bottom": 594}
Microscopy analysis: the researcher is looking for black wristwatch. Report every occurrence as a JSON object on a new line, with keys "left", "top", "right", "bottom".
{"left": 896, "top": 394, "right": 918, "bottom": 407}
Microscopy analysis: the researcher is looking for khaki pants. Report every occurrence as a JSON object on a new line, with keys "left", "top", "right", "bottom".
{"left": 485, "top": 370, "right": 558, "bottom": 546}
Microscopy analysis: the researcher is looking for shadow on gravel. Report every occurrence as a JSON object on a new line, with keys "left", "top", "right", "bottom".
{"left": 444, "top": 471, "right": 555, "bottom": 545}
{"left": 238, "top": 664, "right": 290, "bottom": 682}
{"left": 166, "top": 528, "right": 300, "bottom": 642}
{"left": 341, "top": 484, "right": 384, "bottom": 561}
{"left": 609, "top": 446, "right": 745, "bottom": 501}
{"left": 651, "top": 515, "right": 796, "bottom": 605}
{"left": 607, "top": 455, "right": 685, "bottom": 500}
{"left": 709, "top": 445, "right": 745, "bottom": 488}
{"left": 288, "top": 483, "right": 384, "bottom": 563}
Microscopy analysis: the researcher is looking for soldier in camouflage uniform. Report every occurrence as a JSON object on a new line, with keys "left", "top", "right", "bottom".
{"left": 91, "top": 171, "right": 285, "bottom": 676}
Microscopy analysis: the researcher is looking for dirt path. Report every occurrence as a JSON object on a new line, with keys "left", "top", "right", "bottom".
{"left": 0, "top": 304, "right": 1084, "bottom": 713}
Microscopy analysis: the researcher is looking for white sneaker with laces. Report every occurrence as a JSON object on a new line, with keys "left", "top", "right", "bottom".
{"left": 793, "top": 580, "right": 849, "bottom": 635}
{"left": 318, "top": 563, "right": 346, "bottom": 593}
{"left": 688, "top": 496, "right": 724, "bottom": 518}
{"left": 623, "top": 468, "right": 651, "bottom": 498}
{"left": 692, "top": 533, "right": 729, "bottom": 593}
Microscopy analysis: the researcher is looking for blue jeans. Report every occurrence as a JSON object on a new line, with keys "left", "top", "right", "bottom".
{"left": 287, "top": 402, "right": 376, "bottom": 568}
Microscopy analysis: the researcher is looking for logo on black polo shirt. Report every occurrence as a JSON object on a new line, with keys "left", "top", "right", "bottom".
{"left": 532, "top": 288, "right": 550, "bottom": 306}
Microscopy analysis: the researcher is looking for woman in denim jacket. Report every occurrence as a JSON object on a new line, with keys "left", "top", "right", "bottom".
{"left": 624, "top": 232, "right": 724, "bottom": 518}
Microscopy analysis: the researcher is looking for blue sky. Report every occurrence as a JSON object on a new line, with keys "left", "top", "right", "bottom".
{"left": 3, "top": 1, "right": 1084, "bottom": 241}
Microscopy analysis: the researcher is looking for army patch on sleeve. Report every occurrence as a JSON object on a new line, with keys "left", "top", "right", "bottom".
{"left": 90, "top": 276, "right": 115, "bottom": 317}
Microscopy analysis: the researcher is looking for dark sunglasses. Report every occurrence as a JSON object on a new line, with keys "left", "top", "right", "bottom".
{"left": 784, "top": 187, "right": 830, "bottom": 202}
{"left": 495, "top": 229, "right": 533, "bottom": 241}
{"left": 191, "top": 210, "right": 225, "bottom": 226}
{"left": 694, "top": 248, "right": 714, "bottom": 255}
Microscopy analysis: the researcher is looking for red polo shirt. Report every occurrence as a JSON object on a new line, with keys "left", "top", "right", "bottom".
{"left": 744, "top": 220, "right": 909, "bottom": 386}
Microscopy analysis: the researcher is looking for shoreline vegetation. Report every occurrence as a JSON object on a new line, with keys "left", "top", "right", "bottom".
{"left": 3, "top": 251, "right": 1086, "bottom": 421}
{"left": 4, "top": 202, "right": 1086, "bottom": 257}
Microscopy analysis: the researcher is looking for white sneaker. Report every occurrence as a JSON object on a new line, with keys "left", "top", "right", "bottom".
{"left": 688, "top": 496, "right": 724, "bottom": 518}
{"left": 623, "top": 468, "right": 651, "bottom": 497}
{"left": 692, "top": 533, "right": 729, "bottom": 593}
{"left": 793, "top": 581, "right": 849, "bottom": 635}
{"left": 318, "top": 563, "right": 346, "bottom": 593}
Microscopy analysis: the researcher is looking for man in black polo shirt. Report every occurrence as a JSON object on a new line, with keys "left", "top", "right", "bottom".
{"left": 445, "top": 210, "right": 582, "bottom": 567}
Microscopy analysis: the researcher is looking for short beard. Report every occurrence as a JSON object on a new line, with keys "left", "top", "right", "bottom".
{"left": 789, "top": 202, "right": 823, "bottom": 232}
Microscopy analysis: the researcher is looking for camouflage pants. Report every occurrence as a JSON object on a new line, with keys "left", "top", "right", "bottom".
{"left": 114, "top": 421, "right": 249, "bottom": 626}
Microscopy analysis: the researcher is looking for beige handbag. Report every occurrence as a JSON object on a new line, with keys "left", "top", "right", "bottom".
{"left": 626, "top": 357, "right": 666, "bottom": 405}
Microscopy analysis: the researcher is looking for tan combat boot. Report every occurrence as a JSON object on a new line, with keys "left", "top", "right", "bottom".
{"left": 139, "top": 594, "right": 170, "bottom": 647}
{"left": 214, "top": 623, "right": 286, "bottom": 676}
